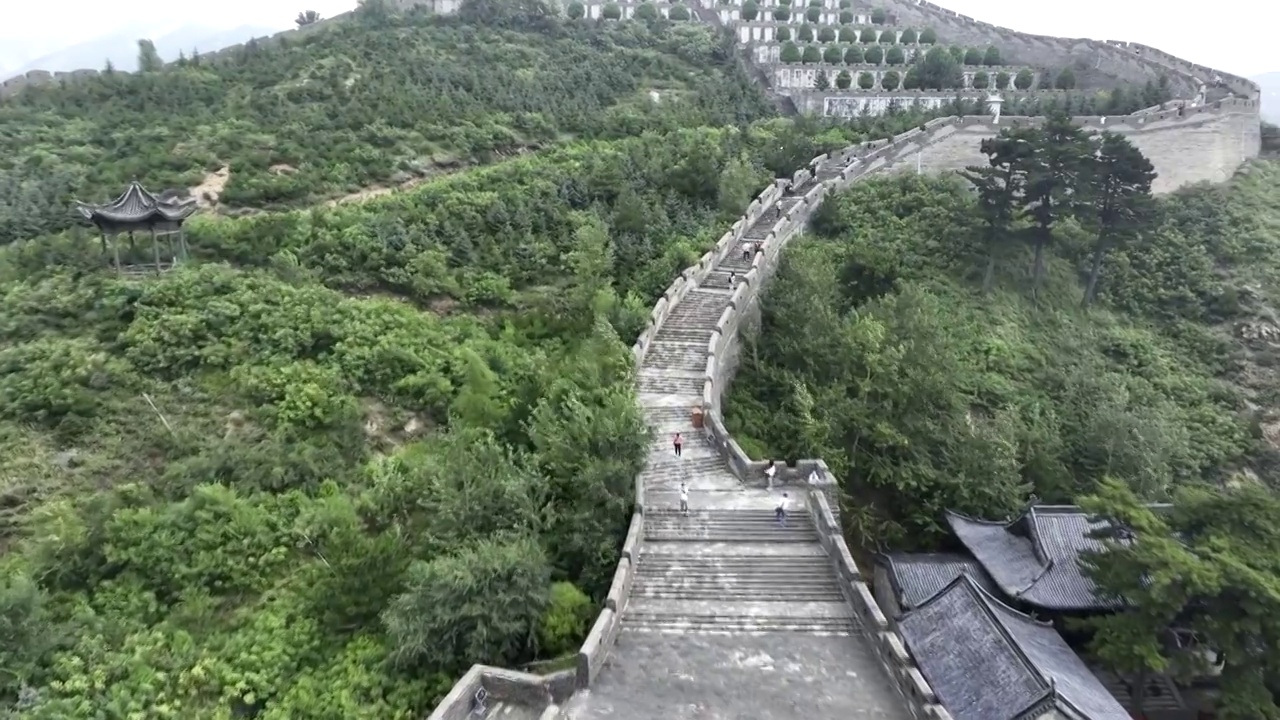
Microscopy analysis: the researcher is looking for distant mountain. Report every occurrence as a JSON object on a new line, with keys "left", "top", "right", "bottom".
{"left": 1256, "top": 72, "right": 1280, "bottom": 125}
{"left": 5, "top": 23, "right": 282, "bottom": 77}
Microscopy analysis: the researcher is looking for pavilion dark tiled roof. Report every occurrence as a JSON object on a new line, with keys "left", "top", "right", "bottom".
{"left": 877, "top": 552, "right": 999, "bottom": 611}
{"left": 897, "top": 574, "right": 1131, "bottom": 720}
{"left": 76, "top": 181, "right": 197, "bottom": 225}
{"left": 945, "top": 505, "right": 1130, "bottom": 612}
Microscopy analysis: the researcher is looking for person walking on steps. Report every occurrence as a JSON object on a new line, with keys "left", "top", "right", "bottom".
{"left": 679, "top": 481, "right": 689, "bottom": 516}
{"left": 742, "top": 241, "right": 754, "bottom": 261}
{"left": 673, "top": 432, "right": 683, "bottom": 457}
{"left": 776, "top": 492, "right": 789, "bottom": 528}
{"left": 728, "top": 271, "right": 737, "bottom": 289}
{"left": 764, "top": 459, "right": 776, "bottom": 490}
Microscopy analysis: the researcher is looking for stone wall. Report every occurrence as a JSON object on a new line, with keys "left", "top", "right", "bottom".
{"left": 426, "top": 664, "right": 575, "bottom": 720}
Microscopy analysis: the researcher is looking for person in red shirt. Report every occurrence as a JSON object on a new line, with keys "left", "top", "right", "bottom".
{"left": 673, "top": 432, "right": 683, "bottom": 457}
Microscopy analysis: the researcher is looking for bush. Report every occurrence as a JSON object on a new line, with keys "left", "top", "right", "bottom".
{"left": 1014, "top": 68, "right": 1034, "bottom": 90}
{"left": 818, "top": 27, "right": 835, "bottom": 42}
{"left": 948, "top": 46, "right": 965, "bottom": 63}
{"left": 776, "top": 25, "right": 791, "bottom": 41}
{"left": 858, "top": 71, "right": 875, "bottom": 89}
{"left": 824, "top": 46, "right": 844, "bottom": 63}
{"left": 773, "top": 7, "right": 790, "bottom": 20}
{"left": 814, "top": 69, "right": 830, "bottom": 90}
{"left": 668, "top": 4, "right": 690, "bottom": 20}
{"left": 971, "top": 70, "right": 989, "bottom": 89}
{"left": 881, "top": 70, "right": 900, "bottom": 90}
{"left": 566, "top": 1, "right": 584, "bottom": 18}
{"left": 839, "top": 10, "right": 853, "bottom": 24}
{"left": 963, "top": 47, "right": 982, "bottom": 65}
{"left": 983, "top": 46, "right": 1001, "bottom": 66}
{"left": 995, "top": 70, "right": 1010, "bottom": 90}
{"left": 871, "top": 7, "right": 886, "bottom": 23}
{"left": 879, "top": 29, "right": 896, "bottom": 44}
{"left": 779, "top": 0, "right": 791, "bottom": 5}
{"left": 836, "top": 69, "right": 853, "bottom": 88}
{"left": 802, "top": 45, "right": 823, "bottom": 64}
{"left": 864, "top": 45, "right": 884, "bottom": 64}
{"left": 844, "top": 46, "right": 863, "bottom": 63}
{"left": 839, "top": 26, "right": 855, "bottom": 41}
{"left": 919, "top": 27, "right": 936, "bottom": 44}
{"left": 860, "top": 28, "right": 877, "bottom": 42}
{"left": 1055, "top": 67, "right": 1076, "bottom": 90}
{"left": 808, "top": 0, "right": 822, "bottom": 5}
{"left": 839, "top": 0, "right": 851, "bottom": 7}
{"left": 806, "top": 7, "right": 821, "bottom": 21}
{"left": 798, "top": 24, "right": 814, "bottom": 41}
{"left": 601, "top": 2, "right": 621, "bottom": 18}
{"left": 537, "top": 582, "right": 594, "bottom": 657}
{"left": 885, "top": 46, "right": 905, "bottom": 65}
{"left": 781, "top": 42, "right": 802, "bottom": 63}
{"left": 902, "top": 66, "right": 921, "bottom": 89}
{"left": 899, "top": 28, "right": 917, "bottom": 44}
{"left": 740, "top": 0, "right": 757, "bottom": 20}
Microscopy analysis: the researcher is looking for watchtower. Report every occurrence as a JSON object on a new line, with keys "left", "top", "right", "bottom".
{"left": 75, "top": 181, "right": 198, "bottom": 276}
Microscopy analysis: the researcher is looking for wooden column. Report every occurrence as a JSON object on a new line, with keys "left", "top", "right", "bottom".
{"left": 151, "top": 228, "right": 161, "bottom": 272}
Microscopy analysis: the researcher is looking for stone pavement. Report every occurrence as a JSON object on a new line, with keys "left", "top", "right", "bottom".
{"left": 559, "top": 177, "right": 911, "bottom": 719}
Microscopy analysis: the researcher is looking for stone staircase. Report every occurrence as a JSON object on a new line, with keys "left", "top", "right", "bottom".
{"left": 559, "top": 173, "right": 912, "bottom": 719}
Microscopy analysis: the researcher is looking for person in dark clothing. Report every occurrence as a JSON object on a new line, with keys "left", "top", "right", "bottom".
{"left": 673, "top": 432, "right": 683, "bottom": 457}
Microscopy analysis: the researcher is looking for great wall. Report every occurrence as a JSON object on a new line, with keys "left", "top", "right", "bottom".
{"left": 3, "top": 0, "right": 1263, "bottom": 717}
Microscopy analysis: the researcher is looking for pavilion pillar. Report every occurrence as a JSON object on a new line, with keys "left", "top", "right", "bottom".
{"left": 151, "top": 228, "right": 161, "bottom": 272}
{"left": 99, "top": 230, "right": 108, "bottom": 255}
{"left": 112, "top": 236, "right": 123, "bottom": 275}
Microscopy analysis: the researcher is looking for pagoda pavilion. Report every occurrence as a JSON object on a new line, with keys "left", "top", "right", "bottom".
{"left": 75, "top": 181, "right": 198, "bottom": 275}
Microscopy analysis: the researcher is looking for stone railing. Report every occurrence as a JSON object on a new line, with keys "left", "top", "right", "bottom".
{"left": 427, "top": 664, "right": 575, "bottom": 720}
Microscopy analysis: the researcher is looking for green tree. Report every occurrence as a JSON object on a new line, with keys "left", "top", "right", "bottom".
{"left": 960, "top": 129, "right": 1035, "bottom": 293}
{"left": 807, "top": 6, "right": 821, "bottom": 21}
{"left": 815, "top": 69, "right": 831, "bottom": 91}
{"left": 839, "top": 11, "right": 853, "bottom": 24}
{"left": 994, "top": 70, "right": 1010, "bottom": 90}
{"left": 636, "top": 1, "right": 658, "bottom": 19}
{"left": 776, "top": 25, "right": 791, "bottom": 41}
{"left": 839, "top": 26, "right": 856, "bottom": 41}
{"left": 962, "top": 47, "right": 982, "bottom": 65}
{"left": 870, "top": 7, "right": 886, "bottom": 23}
{"left": 802, "top": 45, "right": 823, "bottom": 64}
{"left": 915, "top": 46, "right": 962, "bottom": 90}
{"left": 835, "top": 69, "right": 853, "bottom": 89}
{"left": 948, "top": 45, "right": 965, "bottom": 63}
{"left": 982, "top": 45, "right": 1001, "bottom": 66}
{"left": 781, "top": 42, "right": 802, "bottom": 63}
{"left": 858, "top": 71, "right": 875, "bottom": 89}
{"left": 295, "top": 10, "right": 322, "bottom": 26}
{"left": 602, "top": 2, "right": 621, "bottom": 18}
{"left": 971, "top": 70, "right": 989, "bottom": 89}
{"left": 860, "top": 28, "right": 877, "bottom": 43}
{"left": 899, "top": 28, "right": 917, "bottom": 44}
{"left": 885, "top": 46, "right": 905, "bottom": 65}
{"left": 844, "top": 46, "right": 863, "bottom": 64}
{"left": 1014, "top": 68, "right": 1034, "bottom": 89}
{"left": 918, "top": 27, "right": 936, "bottom": 44}
{"left": 864, "top": 45, "right": 884, "bottom": 64}
{"left": 824, "top": 46, "right": 844, "bottom": 64}
{"left": 818, "top": 27, "right": 835, "bottom": 42}
{"left": 669, "top": 4, "right": 690, "bottom": 19}
{"left": 1022, "top": 114, "right": 1092, "bottom": 299}
{"left": 1055, "top": 67, "right": 1076, "bottom": 89}
{"left": 1081, "top": 133, "right": 1156, "bottom": 307}
{"left": 880, "top": 70, "right": 900, "bottom": 90}
{"left": 137, "top": 39, "right": 163, "bottom": 72}
{"left": 879, "top": 29, "right": 896, "bottom": 44}
{"left": 773, "top": 6, "right": 790, "bottom": 20}
{"left": 798, "top": 24, "right": 815, "bottom": 41}
{"left": 566, "top": 1, "right": 585, "bottom": 18}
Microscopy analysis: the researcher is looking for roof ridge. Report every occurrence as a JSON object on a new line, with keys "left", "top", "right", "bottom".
{"left": 943, "top": 508, "right": 1008, "bottom": 527}
{"left": 957, "top": 575, "right": 1053, "bottom": 695}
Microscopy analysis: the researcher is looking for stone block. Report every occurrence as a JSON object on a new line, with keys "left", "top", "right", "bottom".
{"left": 621, "top": 513, "right": 643, "bottom": 561}
{"left": 576, "top": 608, "right": 617, "bottom": 689}
{"left": 830, "top": 534, "right": 862, "bottom": 582}
{"left": 604, "top": 557, "right": 633, "bottom": 613}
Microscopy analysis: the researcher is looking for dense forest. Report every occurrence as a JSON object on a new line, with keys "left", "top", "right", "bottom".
{"left": 724, "top": 118, "right": 1280, "bottom": 714}
{"left": 0, "top": 4, "right": 947, "bottom": 718}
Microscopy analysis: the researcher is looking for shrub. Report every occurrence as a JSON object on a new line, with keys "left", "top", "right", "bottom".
{"left": 537, "top": 582, "right": 593, "bottom": 658}
{"left": 871, "top": 7, "right": 886, "bottom": 23}
{"left": 995, "top": 70, "right": 1010, "bottom": 90}
{"left": 1055, "top": 67, "right": 1076, "bottom": 89}
{"left": 860, "top": 28, "right": 877, "bottom": 42}
{"left": 839, "top": 10, "right": 853, "bottom": 24}
{"left": 806, "top": 7, "right": 821, "bottom": 21}
{"left": 902, "top": 66, "right": 921, "bottom": 89}
{"left": 879, "top": 29, "right": 896, "bottom": 43}
{"left": 566, "top": 1, "right": 584, "bottom": 19}
{"left": 963, "top": 47, "right": 982, "bottom": 65}
{"left": 844, "top": 46, "right": 863, "bottom": 63}
{"left": 899, "top": 28, "right": 917, "bottom": 44}
{"left": 668, "top": 4, "right": 690, "bottom": 20}
{"left": 881, "top": 70, "right": 900, "bottom": 90}
{"left": 919, "top": 27, "right": 936, "bottom": 44}
{"left": 773, "top": 7, "right": 790, "bottom": 20}
{"left": 983, "top": 46, "right": 1001, "bottom": 66}
{"left": 798, "top": 24, "right": 814, "bottom": 41}
{"left": 885, "top": 46, "right": 905, "bottom": 64}
{"left": 971, "top": 70, "right": 989, "bottom": 89}
{"left": 1014, "top": 68, "right": 1034, "bottom": 89}
{"left": 740, "top": 0, "right": 758, "bottom": 20}
{"left": 602, "top": 2, "right": 621, "bottom": 18}
{"left": 858, "top": 71, "right": 875, "bottom": 89}
{"left": 948, "top": 46, "right": 965, "bottom": 63}
{"left": 864, "top": 45, "right": 884, "bottom": 64}
{"left": 780, "top": 42, "right": 802, "bottom": 63}
{"left": 802, "top": 45, "right": 823, "bottom": 63}
{"left": 779, "top": 0, "right": 791, "bottom": 5}
{"left": 818, "top": 27, "right": 835, "bottom": 42}
{"left": 839, "top": 0, "right": 851, "bottom": 6}
{"left": 814, "top": 69, "right": 830, "bottom": 90}
{"left": 776, "top": 26, "right": 791, "bottom": 41}
{"left": 808, "top": 0, "right": 822, "bottom": 5}
{"left": 836, "top": 69, "right": 853, "bottom": 88}
{"left": 839, "top": 26, "right": 855, "bottom": 41}
{"left": 824, "top": 46, "right": 843, "bottom": 63}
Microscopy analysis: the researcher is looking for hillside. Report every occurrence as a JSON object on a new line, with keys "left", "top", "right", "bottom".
{"left": 0, "top": 9, "right": 776, "bottom": 242}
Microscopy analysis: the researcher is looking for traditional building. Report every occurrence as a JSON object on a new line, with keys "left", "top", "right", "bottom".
{"left": 897, "top": 574, "right": 1132, "bottom": 720}
{"left": 872, "top": 552, "right": 997, "bottom": 619}
{"left": 76, "top": 181, "right": 198, "bottom": 275}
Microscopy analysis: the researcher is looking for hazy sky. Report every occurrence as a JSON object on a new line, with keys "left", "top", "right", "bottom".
{"left": 2, "top": 0, "right": 1276, "bottom": 77}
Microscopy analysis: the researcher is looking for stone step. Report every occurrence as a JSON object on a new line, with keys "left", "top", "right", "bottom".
{"left": 643, "top": 529, "right": 818, "bottom": 543}
{"left": 654, "top": 324, "right": 713, "bottom": 342}
{"left": 645, "top": 509, "right": 815, "bottom": 522}
{"left": 621, "top": 613, "right": 856, "bottom": 635}
{"left": 663, "top": 307, "right": 724, "bottom": 324}
{"left": 716, "top": 255, "right": 755, "bottom": 272}
{"left": 643, "top": 406, "right": 703, "bottom": 425}
{"left": 631, "top": 586, "right": 845, "bottom": 602}
{"left": 637, "top": 374, "right": 703, "bottom": 395}
{"left": 641, "top": 459, "right": 726, "bottom": 480}
{"left": 640, "top": 343, "right": 706, "bottom": 371}
{"left": 637, "top": 554, "right": 833, "bottom": 570}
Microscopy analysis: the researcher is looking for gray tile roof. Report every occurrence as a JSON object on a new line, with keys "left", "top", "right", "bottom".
{"left": 946, "top": 505, "right": 1126, "bottom": 611}
{"left": 897, "top": 575, "right": 1131, "bottom": 720}
{"left": 878, "top": 553, "right": 998, "bottom": 610}
{"left": 76, "top": 181, "right": 197, "bottom": 226}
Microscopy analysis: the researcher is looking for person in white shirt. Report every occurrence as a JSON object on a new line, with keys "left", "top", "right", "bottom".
{"left": 742, "top": 241, "right": 754, "bottom": 261}
{"left": 728, "top": 271, "right": 737, "bottom": 288}
{"left": 764, "top": 460, "right": 777, "bottom": 489}
{"left": 775, "top": 492, "right": 789, "bottom": 527}
{"left": 679, "top": 482, "right": 689, "bottom": 515}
